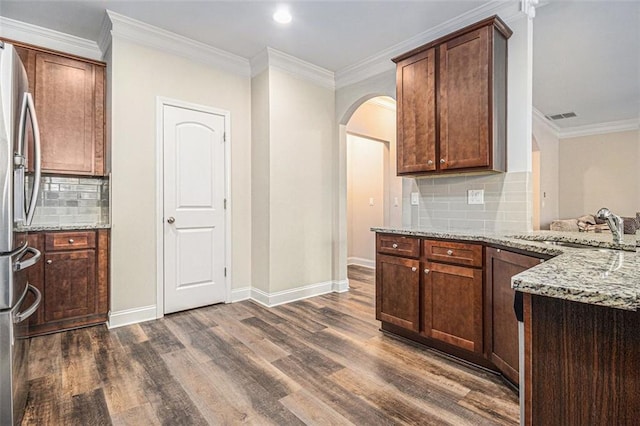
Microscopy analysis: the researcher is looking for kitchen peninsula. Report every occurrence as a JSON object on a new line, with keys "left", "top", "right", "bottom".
{"left": 372, "top": 227, "right": 640, "bottom": 425}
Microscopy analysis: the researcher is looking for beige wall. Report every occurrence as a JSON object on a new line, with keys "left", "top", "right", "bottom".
{"left": 110, "top": 37, "right": 252, "bottom": 313}
{"left": 532, "top": 113, "right": 560, "bottom": 228}
{"left": 250, "top": 70, "right": 270, "bottom": 293}
{"left": 346, "top": 135, "right": 385, "bottom": 265}
{"left": 251, "top": 68, "right": 336, "bottom": 293}
{"left": 559, "top": 130, "right": 639, "bottom": 219}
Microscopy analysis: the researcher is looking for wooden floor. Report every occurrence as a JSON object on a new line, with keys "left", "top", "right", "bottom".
{"left": 22, "top": 265, "right": 519, "bottom": 425}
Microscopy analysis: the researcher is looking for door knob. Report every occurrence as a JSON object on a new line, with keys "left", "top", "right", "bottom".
{"left": 167, "top": 217, "right": 175, "bottom": 224}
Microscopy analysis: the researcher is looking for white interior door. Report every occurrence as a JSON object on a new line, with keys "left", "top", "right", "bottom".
{"left": 163, "top": 104, "right": 226, "bottom": 314}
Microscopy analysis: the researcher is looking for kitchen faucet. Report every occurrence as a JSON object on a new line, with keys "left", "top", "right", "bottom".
{"left": 596, "top": 207, "right": 624, "bottom": 244}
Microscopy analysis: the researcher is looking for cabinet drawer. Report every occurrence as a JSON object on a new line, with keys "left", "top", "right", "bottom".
{"left": 423, "top": 240, "right": 482, "bottom": 267}
{"left": 377, "top": 234, "right": 420, "bottom": 258}
{"left": 45, "top": 231, "right": 96, "bottom": 251}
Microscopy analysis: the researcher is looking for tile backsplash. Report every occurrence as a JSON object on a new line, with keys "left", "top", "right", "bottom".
{"left": 404, "top": 171, "right": 532, "bottom": 233}
{"left": 26, "top": 175, "right": 109, "bottom": 226}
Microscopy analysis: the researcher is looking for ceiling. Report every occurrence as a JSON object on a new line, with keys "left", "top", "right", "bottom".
{"left": 0, "top": 1, "right": 638, "bottom": 129}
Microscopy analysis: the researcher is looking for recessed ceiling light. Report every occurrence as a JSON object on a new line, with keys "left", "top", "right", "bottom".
{"left": 273, "top": 8, "right": 292, "bottom": 24}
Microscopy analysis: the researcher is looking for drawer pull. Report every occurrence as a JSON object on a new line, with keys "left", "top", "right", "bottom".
{"left": 46, "top": 259, "right": 52, "bottom": 265}
{"left": 411, "top": 267, "right": 417, "bottom": 272}
{"left": 497, "top": 249, "right": 501, "bottom": 253}
{"left": 392, "top": 243, "right": 398, "bottom": 249}
{"left": 68, "top": 239, "right": 74, "bottom": 244}
{"left": 540, "top": 259, "right": 544, "bottom": 263}
{"left": 447, "top": 249, "right": 453, "bottom": 256}
{"left": 424, "top": 268, "right": 430, "bottom": 274}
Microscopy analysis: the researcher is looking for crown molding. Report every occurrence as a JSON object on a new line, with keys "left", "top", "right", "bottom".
{"left": 0, "top": 16, "right": 102, "bottom": 60}
{"left": 558, "top": 119, "right": 640, "bottom": 139}
{"left": 251, "top": 47, "right": 335, "bottom": 89}
{"left": 533, "top": 107, "right": 639, "bottom": 139}
{"left": 334, "top": 0, "right": 524, "bottom": 89}
{"left": 97, "top": 11, "right": 113, "bottom": 55}
{"left": 106, "top": 10, "right": 250, "bottom": 77}
{"left": 532, "top": 107, "right": 560, "bottom": 137}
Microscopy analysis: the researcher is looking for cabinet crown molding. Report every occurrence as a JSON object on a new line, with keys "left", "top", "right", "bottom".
{"left": 0, "top": 16, "right": 102, "bottom": 61}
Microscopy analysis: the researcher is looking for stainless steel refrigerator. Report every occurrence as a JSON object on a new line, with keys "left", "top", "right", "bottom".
{"left": 0, "top": 41, "right": 43, "bottom": 425}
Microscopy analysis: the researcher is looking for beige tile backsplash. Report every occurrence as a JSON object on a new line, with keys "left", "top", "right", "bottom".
{"left": 404, "top": 171, "right": 532, "bottom": 232}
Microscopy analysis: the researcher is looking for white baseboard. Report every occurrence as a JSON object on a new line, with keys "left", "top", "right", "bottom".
{"left": 231, "top": 286, "right": 251, "bottom": 302}
{"left": 250, "top": 280, "right": 349, "bottom": 308}
{"left": 332, "top": 279, "right": 350, "bottom": 293}
{"left": 107, "top": 305, "right": 157, "bottom": 329}
{"left": 347, "top": 257, "right": 375, "bottom": 269}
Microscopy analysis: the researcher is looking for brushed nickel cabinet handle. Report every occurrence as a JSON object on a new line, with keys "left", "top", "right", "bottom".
{"left": 440, "top": 159, "right": 446, "bottom": 164}
{"left": 68, "top": 239, "right": 74, "bottom": 244}
{"left": 392, "top": 243, "right": 398, "bottom": 249}
{"left": 46, "top": 259, "right": 52, "bottom": 264}
{"left": 411, "top": 267, "right": 417, "bottom": 272}
{"left": 497, "top": 249, "right": 501, "bottom": 253}
{"left": 427, "top": 160, "right": 433, "bottom": 165}
{"left": 540, "top": 259, "right": 544, "bottom": 263}
{"left": 447, "top": 249, "right": 453, "bottom": 256}
{"left": 424, "top": 268, "right": 430, "bottom": 274}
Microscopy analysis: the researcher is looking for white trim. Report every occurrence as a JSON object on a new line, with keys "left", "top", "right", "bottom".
{"left": 231, "top": 287, "right": 252, "bottom": 302}
{"left": 558, "top": 119, "right": 640, "bottom": 139}
{"left": 347, "top": 257, "right": 376, "bottom": 269}
{"left": 250, "top": 47, "right": 335, "bottom": 89}
{"left": 106, "top": 10, "right": 250, "bottom": 77}
{"left": 250, "top": 280, "right": 348, "bottom": 308}
{"left": 107, "top": 305, "right": 157, "bottom": 329}
{"left": 97, "top": 11, "right": 113, "bottom": 55}
{"left": 155, "top": 96, "right": 233, "bottom": 319}
{"left": 0, "top": 16, "right": 102, "bottom": 60}
{"left": 533, "top": 108, "right": 640, "bottom": 139}
{"left": 366, "top": 97, "right": 396, "bottom": 111}
{"left": 334, "top": 1, "right": 523, "bottom": 89}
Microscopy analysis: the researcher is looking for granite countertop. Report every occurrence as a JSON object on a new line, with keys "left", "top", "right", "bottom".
{"left": 19, "top": 223, "right": 111, "bottom": 231}
{"left": 372, "top": 227, "right": 640, "bottom": 311}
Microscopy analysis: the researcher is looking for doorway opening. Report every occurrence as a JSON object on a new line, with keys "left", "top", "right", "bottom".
{"left": 344, "top": 96, "right": 400, "bottom": 270}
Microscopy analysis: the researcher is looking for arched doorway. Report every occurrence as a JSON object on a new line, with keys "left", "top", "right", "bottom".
{"left": 343, "top": 96, "right": 401, "bottom": 275}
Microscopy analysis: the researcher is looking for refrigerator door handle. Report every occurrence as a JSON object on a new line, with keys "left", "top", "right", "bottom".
{"left": 24, "top": 92, "right": 41, "bottom": 226}
{"left": 13, "top": 247, "right": 41, "bottom": 272}
{"left": 14, "top": 284, "right": 41, "bottom": 324}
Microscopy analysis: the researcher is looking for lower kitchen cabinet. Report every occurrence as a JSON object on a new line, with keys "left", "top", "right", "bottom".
{"left": 485, "top": 248, "right": 542, "bottom": 385}
{"left": 375, "top": 232, "right": 548, "bottom": 385}
{"left": 422, "top": 260, "right": 484, "bottom": 353}
{"left": 376, "top": 254, "right": 420, "bottom": 332}
{"left": 25, "top": 229, "right": 109, "bottom": 336}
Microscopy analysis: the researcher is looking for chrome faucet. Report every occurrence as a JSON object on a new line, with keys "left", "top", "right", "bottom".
{"left": 597, "top": 207, "right": 624, "bottom": 244}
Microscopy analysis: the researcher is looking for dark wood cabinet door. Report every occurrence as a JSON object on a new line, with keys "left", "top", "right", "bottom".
{"left": 422, "top": 261, "right": 483, "bottom": 353}
{"left": 34, "top": 52, "right": 98, "bottom": 175}
{"left": 439, "top": 26, "right": 490, "bottom": 171}
{"left": 485, "top": 248, "right": 540, "bottom": 384}
{"left": 43, "top": 249, "right": 96, "bottom": 322}
{"left": 396, "top": 47, "right": 437, "bottom": 174}
{"left": 376, "top": 254, "right": 420, "bottom": 332}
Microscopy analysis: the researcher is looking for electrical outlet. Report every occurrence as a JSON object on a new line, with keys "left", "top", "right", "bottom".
{"left": 411, "top": 192, "right": 419, "bottom": 206}
{"left": 467, "top": 189, "right": 484, "bottom": 205}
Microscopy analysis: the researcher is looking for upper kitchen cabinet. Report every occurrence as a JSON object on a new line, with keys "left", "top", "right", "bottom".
{"left": 393, "top": 16, "right": 512, "bottom": 176}
{"left": 14, "top": 42, "right": 107, "bottom": 176}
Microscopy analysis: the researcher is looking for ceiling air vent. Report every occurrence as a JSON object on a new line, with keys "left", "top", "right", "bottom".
{"left": 545, "top": 112, "right": 577, "bottom": 121}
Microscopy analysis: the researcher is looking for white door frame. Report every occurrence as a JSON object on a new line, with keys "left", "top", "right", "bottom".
{"left": 155, "top": 96, "right": 232, "bottom": 319}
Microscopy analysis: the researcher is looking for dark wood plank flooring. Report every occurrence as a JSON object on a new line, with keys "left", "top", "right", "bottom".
{"left": 22, "top": 265, "right": 519, "bottom": 425}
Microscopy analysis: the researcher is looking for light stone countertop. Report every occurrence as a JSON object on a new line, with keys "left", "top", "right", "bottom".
{"left": 19, "top": 223, "right": 111, "bottom": 231}
{"left": 372, "top": 227, "right": 640, "bottom": 311}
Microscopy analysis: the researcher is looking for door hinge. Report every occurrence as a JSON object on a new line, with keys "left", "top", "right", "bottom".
{"left": 224, "top": 198, "right": 227, "bottom": 209}
{"left": 224, "top": 267, "right": 227, "bottom": 277}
